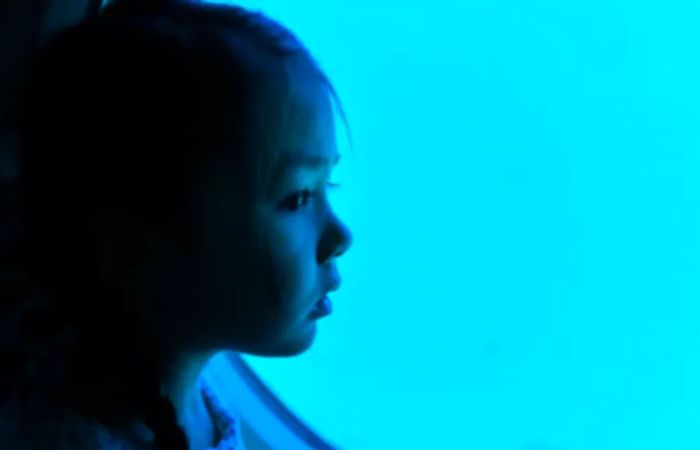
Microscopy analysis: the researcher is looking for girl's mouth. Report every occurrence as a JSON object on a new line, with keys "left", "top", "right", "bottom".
{"left": 310, "top": 296, "right": 333, "bottom": 319}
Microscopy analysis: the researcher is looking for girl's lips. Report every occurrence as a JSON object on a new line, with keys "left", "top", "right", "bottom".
{"left": 310, "top": 296, "right": 333, "bottom": 319}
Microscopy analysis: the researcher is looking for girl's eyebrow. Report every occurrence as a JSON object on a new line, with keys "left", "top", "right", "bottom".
{"left": 278, "top": 151, "right": 341, "bottom": 171}
{"left": 265, "top": 151, "right": 340, "bottom": 197}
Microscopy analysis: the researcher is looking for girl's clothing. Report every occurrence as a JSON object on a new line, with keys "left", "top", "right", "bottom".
{"left": 201, "top": 378, "right": 247, "bottom": 450}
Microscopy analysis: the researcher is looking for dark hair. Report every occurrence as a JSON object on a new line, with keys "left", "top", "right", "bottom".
{"left": 20, "top": 0, "right": 351, "bottom": 295}
{"left": 10, "top": 0, "right": 351, "bottom": 448}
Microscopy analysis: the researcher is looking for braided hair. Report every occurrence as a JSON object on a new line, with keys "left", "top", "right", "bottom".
{"left": 10, "top": 0, "right": 351, "bottom": 449}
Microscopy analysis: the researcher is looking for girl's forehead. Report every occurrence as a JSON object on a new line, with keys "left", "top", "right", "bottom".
{"left": 250, "top": 60, "right": 338, "bottom": 184}
{"left": 258, "top": 60, "right": 335, "bottom": 143}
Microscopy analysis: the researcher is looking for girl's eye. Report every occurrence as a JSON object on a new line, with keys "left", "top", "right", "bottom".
{"left": 282, "top": 182, "right": 341, "bottom": 212}
{"left": 284, "top": 189, "right": 312, "bottom": 211}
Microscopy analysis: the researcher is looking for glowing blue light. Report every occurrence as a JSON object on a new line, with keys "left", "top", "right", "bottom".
{"left": 216, "top": 1, "right": 700, "bottom": 448}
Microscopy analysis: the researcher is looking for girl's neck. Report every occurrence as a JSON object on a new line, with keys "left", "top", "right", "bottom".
{"left": 159, "top": 350, "right": 220, "bottom": 449}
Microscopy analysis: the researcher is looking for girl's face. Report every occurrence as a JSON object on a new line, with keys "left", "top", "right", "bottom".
{"left": 177, "top": 62, "right": 353, "bottom": 356}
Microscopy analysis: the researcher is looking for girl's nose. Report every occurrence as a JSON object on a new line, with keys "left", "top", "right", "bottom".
{"left": 320, "top": 212, "right": 353, "bottom": 263}
{"left": 332, "top": 218, "right": 353, "bottom": 259}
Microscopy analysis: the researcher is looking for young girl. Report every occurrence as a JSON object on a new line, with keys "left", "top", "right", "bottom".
{"left": 0, "top": 0, "right": 353, "bottom": 448}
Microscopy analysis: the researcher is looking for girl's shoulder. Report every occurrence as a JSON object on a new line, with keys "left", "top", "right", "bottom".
{"left": 0, "top": 396, "right": 155, "bottom": 450}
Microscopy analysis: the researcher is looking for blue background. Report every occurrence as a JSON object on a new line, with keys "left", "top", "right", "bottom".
{"left": 214, "top": 1, "right": 700, "bottom": 448}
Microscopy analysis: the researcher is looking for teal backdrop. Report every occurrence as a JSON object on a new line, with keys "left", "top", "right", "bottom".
{"left": 212, "top": 1, "right": 700, "bottom": 448}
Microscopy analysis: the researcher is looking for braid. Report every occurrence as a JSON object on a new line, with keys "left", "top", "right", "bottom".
{"left": 142, "top": 393, "right": 189, "bottom": 450}
{"left": 105, "top": 326, "right": 190, "bottom": 450}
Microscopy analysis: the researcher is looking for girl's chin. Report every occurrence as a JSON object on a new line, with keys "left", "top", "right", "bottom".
{"left": 247, "top": 323, "right": 318, "bottom": 357}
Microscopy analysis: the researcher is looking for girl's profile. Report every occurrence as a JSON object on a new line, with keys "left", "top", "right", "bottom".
{"left": 0, "top": 0, "right": 353, "bottom": 448}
